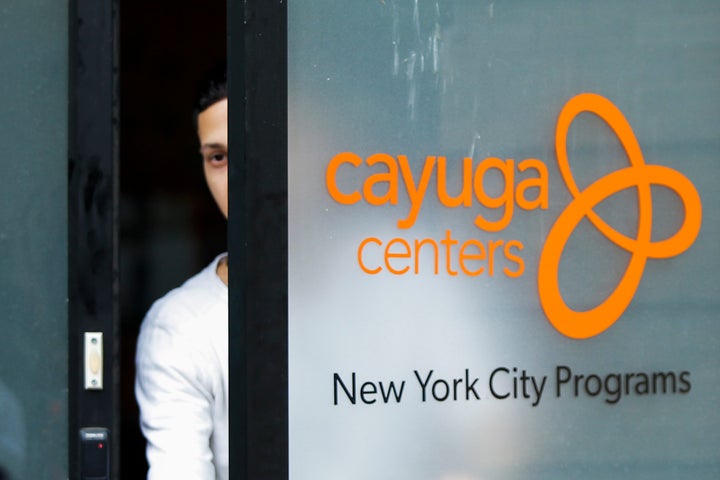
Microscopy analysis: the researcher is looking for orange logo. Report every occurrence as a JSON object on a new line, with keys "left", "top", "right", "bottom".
{"left": 538, "top": 93, "right": 702, "bottom": 339}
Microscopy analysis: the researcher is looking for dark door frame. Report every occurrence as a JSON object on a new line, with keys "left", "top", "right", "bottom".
{"left": 68, "top": 1, "right": 290, "bottom": 477}
{"left": 228, "top": 1, "right": 289, "bottom": 478}
{"left": 68, "top": 0, "right": 120, "bottom": 478}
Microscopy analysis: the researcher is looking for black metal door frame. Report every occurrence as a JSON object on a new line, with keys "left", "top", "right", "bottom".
{"left": 228, "top": 1, "right": 289, "bottom": 478}
{"left": 68, "top": 0, "right": 120, "bottom": 478}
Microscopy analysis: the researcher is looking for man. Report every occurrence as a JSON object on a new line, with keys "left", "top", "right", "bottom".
{"left": 135, "top": 75, "right": 229, "bottom": 479}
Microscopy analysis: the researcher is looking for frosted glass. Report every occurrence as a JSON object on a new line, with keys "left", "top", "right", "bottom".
{"left": 289, "top": 2, "right": 719, "bottom": 478}
{"left": 0, "top": 1, "right": 69, "bottom": 478}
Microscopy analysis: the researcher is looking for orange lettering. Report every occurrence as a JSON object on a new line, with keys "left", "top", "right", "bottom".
{"left": 358, "top": 237, "right": 382, "bottom": 274}
{"left": 503, "top": 240, "right": 525, "bottom": 278}
{"left": 385, "top": 238, "right": 411, "bottom": 274}
{"left": 397, "top": 155, "right": 436, "bottom": 229}
{"left": 516, "top": 158, "right": 548, "bottom": 210}
{"left": 459, "top": 239, "right": 486, "bottom": 276}
{"left": 364, "top": 153, "right": 399, "bottom": 206}
{"left": 437, "top": 156, "right": 473, "bottom": 208}
{"left": 473, "top": 158, "right": 514, "bottom": 232}
{"left": 326, "top": 152, "right": 362, "bottom": 204}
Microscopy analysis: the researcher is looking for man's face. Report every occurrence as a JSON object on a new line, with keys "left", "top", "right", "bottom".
{"left": 197, "top": 98, "right": 228, "bottom": 218}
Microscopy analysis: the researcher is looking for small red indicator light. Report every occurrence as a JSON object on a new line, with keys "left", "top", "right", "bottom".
{"left": 98, "top": 443, "right": 104, "bottom": 449}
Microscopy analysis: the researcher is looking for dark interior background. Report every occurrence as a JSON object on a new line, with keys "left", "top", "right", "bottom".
{"left": 119, "top": 2, "right": 226, "bottom": 476}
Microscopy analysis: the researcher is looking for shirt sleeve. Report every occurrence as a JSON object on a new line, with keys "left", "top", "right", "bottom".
{"left": 135, "top": 304, "right": 217, "bottom": 480}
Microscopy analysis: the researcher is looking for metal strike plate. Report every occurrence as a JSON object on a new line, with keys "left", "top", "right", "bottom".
{"left": 84, "top": 332, "right": 103, "bottom": 390}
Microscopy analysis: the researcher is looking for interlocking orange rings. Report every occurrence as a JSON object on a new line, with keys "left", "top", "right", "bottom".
{"left": 538, "top": 93, "right": 702, "bottom": 339}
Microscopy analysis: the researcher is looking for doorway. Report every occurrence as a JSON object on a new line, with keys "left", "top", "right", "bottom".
{"left": 119, "top": 2, "right": 226, "bottom": 476}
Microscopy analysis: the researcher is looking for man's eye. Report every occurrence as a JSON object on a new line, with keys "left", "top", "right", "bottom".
{"left": 206, "top": 153, "right": 228, "bottom": 165}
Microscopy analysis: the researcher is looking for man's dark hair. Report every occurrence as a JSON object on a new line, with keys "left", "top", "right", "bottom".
{"left": 193, "top": 62, "right": 227, "bottom": 128}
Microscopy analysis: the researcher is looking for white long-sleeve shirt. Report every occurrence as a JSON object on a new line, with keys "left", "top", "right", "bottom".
{"left": 135, "top": 254, "right": 228, "bottom": 479}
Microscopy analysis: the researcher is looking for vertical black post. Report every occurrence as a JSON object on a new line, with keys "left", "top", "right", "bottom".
{"left": 227, "top": 0, "right": 247, "bottom": 476}
{"left": 228, "top": 0, "right": 288, "bottom": 478}
{"left": 68, "top": 0, "right": 120, "bottom": 478}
